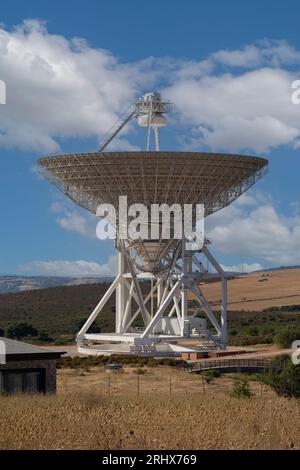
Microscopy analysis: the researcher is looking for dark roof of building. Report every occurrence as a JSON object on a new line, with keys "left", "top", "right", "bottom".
{"left": 0, "top": 337, "right": 65, "bottom": 361}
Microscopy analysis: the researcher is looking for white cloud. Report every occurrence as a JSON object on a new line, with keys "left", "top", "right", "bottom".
{"left": 1, "top": 23, "right": 300, "bottom": 154}
{"left": 221, "top": 262, "right": 264, "bottom": 273}
{"left": 212, "top": 45, "right": 263, "bottom": 68}
{"left": 50, "top": 201, "right": 65, "bottom": 214}
{"left": 19, "top": 256, "right": 116, "bottom": 277}
{"left": 165, "top": 67, "right": 300, "bottom": 152}
{"left": 57, "top": 211, "right": 97, "bottom": 239}
{"left": 0, "top": 20, "right": 144, "bottom": 152}
{"left": 211, "top": 40, "right": 300, "bottom": 68}
{"left": 206, "top": 193, "right": 300, "bottom": 266}
{"left": 99, "top": 137, "right": 140, "bottom": 152}
{"left": 198, "top": 115, "right": 299, "bottom": 153}
{"left": 49, "top": 199, "right": 98, "bottom": 238}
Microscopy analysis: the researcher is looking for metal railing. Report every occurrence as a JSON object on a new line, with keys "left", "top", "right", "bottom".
{"left": 177, "top": 358, "right": 269, "bottom": 372}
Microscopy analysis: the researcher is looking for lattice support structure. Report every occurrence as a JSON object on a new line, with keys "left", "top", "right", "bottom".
{"left": 76, "top": 240, "right": 228, "bottom": 355}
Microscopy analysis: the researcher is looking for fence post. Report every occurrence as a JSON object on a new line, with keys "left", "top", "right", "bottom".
{"left": 169, "top": 375, "right": 172, "bottom": 398}
{"left": 137, "top": 374, "right": 140, "bottom": 397}
{"left": 108, "top": 372, "right": 111, "bottom": 397}
{"left": 201, "top": 375, "right": 206, "bottom": 395}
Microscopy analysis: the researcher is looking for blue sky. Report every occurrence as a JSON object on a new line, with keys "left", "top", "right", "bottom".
{"left": 1, "top": 0, "right": 300, "bottom": 276}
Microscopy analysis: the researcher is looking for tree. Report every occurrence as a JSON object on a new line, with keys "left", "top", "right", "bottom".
{"left": 0, "top": 328, "right": 4, "bottom": 337}
{"left": 5, "top": 322, "right": 38, "bottom": 340}
{"left": 265, "top": 354, "right": 300, "bottom": 398}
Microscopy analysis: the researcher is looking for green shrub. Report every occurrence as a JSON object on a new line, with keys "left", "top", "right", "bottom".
{"left": 244, "top": 325, "right": 259, "bottom": 336}
{"left": 38, "top": 332, "right": 53, "bottom": 342}
{"left": 5, "top": 322, "right": 38, "bottom": 340}
{"left": 230, "top": 372, "right": 262, "bottom": 382}
{"left": 230, "top": 378, "right": 251, "bottom": 398}
{"left": 229, "top": 329, "right": 238, "bottom": 336}
{"left": 58, "top": 354, "right": 176, "bottom": 369}
{"left": 264, "top": 354, "right": 300, "bottom": 398}
{"left": 202, "top": 369, "right": 221, "bottom": 383}
{"left": 274, "top": 327, "right": 300, "bottom": 348}
{"left": 71, "top": 318, "right": 101, "bottom": 334}
{"left": 229, "top": 335, "right": 273, "bottom": 346}
{"left": 263, "top": 305, "right": 300, "bottom": 313}
{"left": 260, "top": 324, "right": 275, "bottom": 336}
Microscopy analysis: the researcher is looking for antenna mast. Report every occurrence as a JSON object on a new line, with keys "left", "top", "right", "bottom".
{"left": 98, "top": 92, "right": 171, "bottom": 152}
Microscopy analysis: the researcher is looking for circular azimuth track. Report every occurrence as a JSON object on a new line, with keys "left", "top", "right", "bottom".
{"left": 38, "top": 151, "right": 268, "bottom": 217}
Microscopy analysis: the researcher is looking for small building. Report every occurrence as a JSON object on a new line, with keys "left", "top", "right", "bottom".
{"left": 0, "top": 337, "right": 65, "bottom": 394}
{"left": 181, "top": 351, "right": 208, "bottom": 361}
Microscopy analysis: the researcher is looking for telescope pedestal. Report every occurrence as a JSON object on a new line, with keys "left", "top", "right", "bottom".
{"left": 76, "top": 240, "right": 228, "bottom": 356}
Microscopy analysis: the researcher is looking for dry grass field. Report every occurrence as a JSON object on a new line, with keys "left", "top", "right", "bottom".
{"left": 57, "top": 364, "right": 272, "bottom": 397}
{"left": 200, "top": 268, "right": 300, "bottom": 311}
{"left": 0, "top": 365, "right": 299, "bottom": 450}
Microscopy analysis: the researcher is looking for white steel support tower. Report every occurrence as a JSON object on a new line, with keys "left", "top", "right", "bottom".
{"left": 75, "top": 238, "right": 228, "bottom": 354}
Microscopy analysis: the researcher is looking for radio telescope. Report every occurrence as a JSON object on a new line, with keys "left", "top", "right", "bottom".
{"left": 39, "top": 92, "right": 268, "bottom": 356}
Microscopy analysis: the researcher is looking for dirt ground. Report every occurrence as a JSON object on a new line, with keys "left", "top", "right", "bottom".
{"left": 57, "top": 365, "right": 275, "bottom": 398}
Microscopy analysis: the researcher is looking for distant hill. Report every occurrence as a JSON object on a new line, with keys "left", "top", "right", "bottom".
{"left": 0, "top": 282, "right": 117, "bottom": 341}
{"left": 1, "top": 267, "right": 300, "bottom": 344}
{"left": 201, "top": 267, "right": 300, "bottom": 311}
{"left": 0, "top": 276, "right": 113, "bottom": 294}
{"left": 257, "top": 265, "right": 300, "bottom": 272}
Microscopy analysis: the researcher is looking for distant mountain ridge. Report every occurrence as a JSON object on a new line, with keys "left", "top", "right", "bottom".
{"left": 0, "top": 275, "right": 113, "bottom": 294}
{"left": 257, "top": 265, "right": 300, "bottom": 272}
{"left": 1, "top": 265, "right": 300, "bottom": 294}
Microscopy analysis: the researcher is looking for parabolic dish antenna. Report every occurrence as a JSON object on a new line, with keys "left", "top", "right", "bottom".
{"left": 39, "top": 151, "right": 267, "bottom": 217}
{"left": 38, "top": 92, "right": 268, "bottom": 355}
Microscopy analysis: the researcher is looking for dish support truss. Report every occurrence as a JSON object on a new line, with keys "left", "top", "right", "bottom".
{"left": 76, "top": 240, "right": 228, "bottom": 354}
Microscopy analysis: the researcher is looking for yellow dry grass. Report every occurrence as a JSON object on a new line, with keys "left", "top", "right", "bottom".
{"left": 0, "top": 366, "right": 299, "bottom": 450}
{"left": 0, "top": 391, "right": 299, "bottom": 450}
{"left": 199, "top": 268, "right": 300, "bottom": 311}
